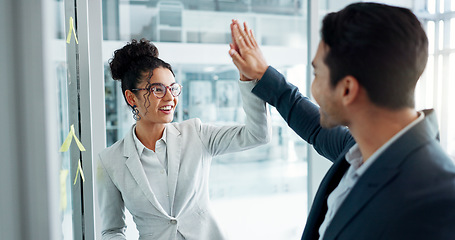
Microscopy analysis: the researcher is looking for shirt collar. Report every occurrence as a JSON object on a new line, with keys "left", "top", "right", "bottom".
{"left": 346, "top": 111, "right": 425, "bottom": 177}
{"left": 133, "top": 125, "right": 167, "bottom": 156}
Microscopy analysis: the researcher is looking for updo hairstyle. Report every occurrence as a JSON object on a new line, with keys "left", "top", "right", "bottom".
{"left": 109, "top": 38, "right": 174, "bottom": 108}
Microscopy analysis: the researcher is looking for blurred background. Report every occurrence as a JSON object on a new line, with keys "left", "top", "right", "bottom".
{"left": 1, "top": 0, "right": 454, "bottom": 239}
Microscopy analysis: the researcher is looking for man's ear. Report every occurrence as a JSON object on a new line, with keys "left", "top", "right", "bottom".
{"left": 338, "top": 75, "right": 360, "bottom": 106}
{"left": 125, "top": 90, "right": 137, "bottom": 107}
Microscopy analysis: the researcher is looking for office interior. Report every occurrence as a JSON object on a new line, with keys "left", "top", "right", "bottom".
{"left": 1, "top": 0, "right": 454, "bottom": 239}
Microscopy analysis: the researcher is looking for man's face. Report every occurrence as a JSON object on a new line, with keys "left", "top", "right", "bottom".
{"left": 311, "top": 41, "right": 346, "bottom": 128}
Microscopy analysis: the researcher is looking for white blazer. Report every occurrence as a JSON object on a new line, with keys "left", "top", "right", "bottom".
{"left": 96, "top": 80, "right": 271, "bottom": 240}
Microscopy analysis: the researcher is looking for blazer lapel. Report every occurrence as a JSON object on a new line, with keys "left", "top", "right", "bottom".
{"left": 123, "top": 125, "right": 168, "bottom": 216}
{"left": 302, "top": 152, "right": 351, "bottom": 240}
{"left": 165, "top": 123, "right": 182, "bottom": 216}
{"left": 323, "top": 165, "right": 399, "bottom": 240}
{"left": 323, "top": 109, "right": 440, "bottom": 240}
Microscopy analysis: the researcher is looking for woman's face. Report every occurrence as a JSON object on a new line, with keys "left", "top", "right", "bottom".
{"left": 133, "top": 67, "right": 179, "bottom": 125}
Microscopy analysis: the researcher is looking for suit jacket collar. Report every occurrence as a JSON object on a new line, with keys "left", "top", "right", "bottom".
{"left": 303, "top": 109, "right": 440, "bottom": 240}
{"left": 302, "top": 149, "right": 351, "bottom": 240}
{"left": 164, "top": 123, "right": 182, "bottom": 216}
{"left": 123, "top": 123, "right": 182, "bottom": 217}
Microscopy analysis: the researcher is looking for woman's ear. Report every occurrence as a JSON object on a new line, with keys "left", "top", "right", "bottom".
{"left": 125, "top": 90, "right": 137, "bottom": 107}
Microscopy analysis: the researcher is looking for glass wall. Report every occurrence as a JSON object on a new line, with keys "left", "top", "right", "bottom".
{"left": 54, "top": 0, "right": 104, "bottom": 239}
{"left": 102, "top": 0, "right": 309, "bottom": 239}
{"left": 416, "top": 0, "right": 455, "bottom": 160}
{"left": 54, "top": 0, "right": 74, "bottom": 239}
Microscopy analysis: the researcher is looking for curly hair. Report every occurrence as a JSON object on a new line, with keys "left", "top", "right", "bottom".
{"left": 108, "top": 38, "right": 175, "bottom": 111}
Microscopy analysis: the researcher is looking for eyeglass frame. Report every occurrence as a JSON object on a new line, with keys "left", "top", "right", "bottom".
{"left": 132, "top": 82, "right": 182, "bottom": 99}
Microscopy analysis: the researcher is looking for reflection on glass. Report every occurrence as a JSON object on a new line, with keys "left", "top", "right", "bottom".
{"left": 54, "top": 2, "right": 74, "bottom": 240}
{"left": 103, "top": 1, "right": 308, "bottom": 238}
{"left": 104, "top": 0, "right": 305, "bottom": 45}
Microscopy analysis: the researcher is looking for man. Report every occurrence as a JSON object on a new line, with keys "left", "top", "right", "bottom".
{"left": 229, "top": 2, "right": 455, "bottom": 240}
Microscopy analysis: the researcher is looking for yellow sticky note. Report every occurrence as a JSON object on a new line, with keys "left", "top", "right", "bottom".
{"left": 59, "top": 129, "right": 73, "bottom": 152}
{"left": 72, "top": 22, "right": 79, "bottom": 44}
{"left": 73, "top": 131, "right": 86, "bottom": 152}
{"left": 66, "top": 17, "right": 79, "bottom": 44}
{"left": 59, "top": 124, "right": 86, "bottom": 152}
{"left": 60, "top": 169, "right": 69, "bottom": 211}
{"left": 73, "top": 159, "right": 85, "bottom": 185}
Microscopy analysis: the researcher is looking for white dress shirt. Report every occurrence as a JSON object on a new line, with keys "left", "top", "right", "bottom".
{"left": 133, "top": 127, "right": 186, "bottom": 239}
{"left": 133, "top": 127, "right": 170, "bottom": 214}
{"left": 318, "top": 111, "right": 424, "bottom": 239}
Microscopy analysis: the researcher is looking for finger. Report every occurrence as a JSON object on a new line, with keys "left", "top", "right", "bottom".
{"left": 231, "top": 21, "right": 241, "bottom": 41}
{"left": 229, "top": 48, "right": 247, "bottom": 73}
{"left": 237, "top": 22, "right": 252, "bottom": 48}
{"left": 230, "top": 21, "right": 235, "bottom": 44}
{"left": 229, "top": 43, "right": 236, "bottom": 52}
{"left": 230, "top": 21, "right": 235, "bottom": 42}
{"left": 244, "top": 21, "right": 249, "bottom": 32}
{"left": 230, "top": 23, "right": 239, "bottom": 52}
{"left": 243, "top": 22, "right": 254, "bottom": 48}
{"left": 242, "top": 21, "right": 258, "bottom": 48}
{"left": 233, "top": 24, "right": 248, "bottom": 52}
{"left": 249, "top": 29, "right": 258, "bottom": 47}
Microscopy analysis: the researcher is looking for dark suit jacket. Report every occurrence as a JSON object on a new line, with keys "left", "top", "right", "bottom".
{"left": 252, "top": 66, "right": 455, "bottom": 240}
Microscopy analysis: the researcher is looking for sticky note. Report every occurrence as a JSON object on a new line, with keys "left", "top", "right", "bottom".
{"left": 73, "top": 159, "right": 85, "bottom": 185}
{"left": 66, "top": 16, "right": 79, "bottom": 44}
{"left": 59, "top": 124, "right": 86, "bottom": 152}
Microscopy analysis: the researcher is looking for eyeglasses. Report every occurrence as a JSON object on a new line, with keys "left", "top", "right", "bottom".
{"left": 132, "top": 82, "right": 182, "bottom": 99}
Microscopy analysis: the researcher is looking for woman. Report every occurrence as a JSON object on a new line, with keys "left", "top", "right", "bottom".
{"left": 96, "top": 39, "right": 270, "bottom": 240}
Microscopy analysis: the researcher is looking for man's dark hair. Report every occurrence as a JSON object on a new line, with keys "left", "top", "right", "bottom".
{"left": 321, "top": 2, "right": 428, "bottom": 109}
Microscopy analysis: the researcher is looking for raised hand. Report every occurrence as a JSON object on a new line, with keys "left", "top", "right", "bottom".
{"left": 229, "top": 19, "right": 269, "bottom": 81}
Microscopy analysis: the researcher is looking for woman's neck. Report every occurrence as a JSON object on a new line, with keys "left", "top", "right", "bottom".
{"left": 135, "top": 122, "right": 166, "bottom": 151}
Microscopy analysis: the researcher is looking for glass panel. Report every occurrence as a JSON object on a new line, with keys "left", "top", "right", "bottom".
{"left": 54, "top": 0, "right": 73, "bottom": 239}
{"left": 102, "top": 1, "right": 308, "bottom": 239}
{"left": 436, "top": 55, "right": 444, "bottom": 126}
{"left": 416, "top": 5, "right": 454, "bottom": 159}
{"left": 449, "top": 53, "right": 455, "bottom": 160}
{"left": 416, "top": 57, "right": 434, "bottom": 110}
{"left": 451, "top": 18, "right": 455, "bottom": 49}
{"left": 439, "top": 20, "right": 444, "bottom": 50}
{"left": 428, "top": 0, "right": 436, "bottom": 14}
{"left": 428, "top": 21, "right": 436, "bottom": 54}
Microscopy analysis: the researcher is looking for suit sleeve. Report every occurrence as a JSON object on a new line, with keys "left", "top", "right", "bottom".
{"left": 96, "top": 154, "right": 127, "bottom": 240}
{"left": 198, "top": 79, "right": 272, "bottom": 156}
{"left": 252, "top": 66, "right": 353, "bottom": 162}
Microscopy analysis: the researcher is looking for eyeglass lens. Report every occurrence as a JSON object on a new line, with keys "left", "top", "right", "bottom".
{"left": 151, "top": 83, "right": 181, "bottom": 98}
